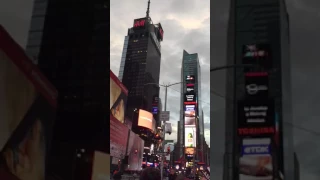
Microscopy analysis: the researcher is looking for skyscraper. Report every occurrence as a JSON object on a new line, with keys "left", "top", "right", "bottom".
{"left": 223, "top": 0, "right": 294, "bottom": 180}
{"left": 121, "top": 1, "right": 164, "bottom": 137}
{"left": 179, "top": 50, "right": 204, "bottom": 162}
{"left": 25, "top": 1, "right": 110, "bottom": 179}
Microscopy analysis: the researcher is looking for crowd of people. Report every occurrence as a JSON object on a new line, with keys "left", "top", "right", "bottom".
{"left": 112, "top": 167, "right": 204, "bottom": 180}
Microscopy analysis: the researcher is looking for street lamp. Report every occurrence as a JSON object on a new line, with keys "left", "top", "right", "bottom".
{"left": 144, "top": 81, "right": 183, "bottom": 180}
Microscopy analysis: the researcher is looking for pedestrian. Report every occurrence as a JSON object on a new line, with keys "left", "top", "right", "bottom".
{"left": 140, "top": 167, "right": 161, "bottom": 180}
{"left": 168, "top": 169, "right": 177, "bottom": 180}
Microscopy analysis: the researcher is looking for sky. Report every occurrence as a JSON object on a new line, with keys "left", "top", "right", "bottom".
{"left": 0, "top": 0, "right": 320, "bottom": 179}
{"left": 110, "top": 0, "right": 211, "bottom": 146}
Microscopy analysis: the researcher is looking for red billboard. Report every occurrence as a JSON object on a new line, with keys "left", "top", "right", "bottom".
{"left": 110, "top": 70, "right": 128, "bottom": 123}
{"left": 110, "top": 115, "right": 129, "bottom": 159}
{"left": 0, "top": 25, "right": 58, "bottom": 180}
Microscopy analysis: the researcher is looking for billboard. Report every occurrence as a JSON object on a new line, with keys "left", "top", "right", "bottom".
{"left": 110, "top": 70, "right": 128, "bottom": 123}
{"left": 0, "top": 26, "right": 58, "bottom": 180}
{"left": 110, "top": 115, "right": 129, "bottom": 158}
{"left": 242, "top": 44, "right": 272, "bottom": 70}
{"left": 239, "top": 138, "right": 273, "bottom": 180}
{"left": 185, "top": 147, "right": 195, "bottom": 155}
{"left": 133, "top": 18, "right": 146, "bottom": 28}
{"left": 91, "top": 151, "right": 110, "bottom": 180}
{"left": 185, "top": 127, "right": 196, "bottom": 148}
{"left": 237, "top": 99, "right": 275, "bottom": 128}
{"left": 184, "top": 109, "right": 196, "bottom": 126}
{"left": 184, "top": 92, "right": 196, "bottom": 103}
{"left": 157, "top": 23, "right": 164, "bottom": 41}
{"left": 186, "top": 75, "right": 195, "bottom": 84}
{"left": 245, "top": 75, "right": 269, "bottom": 98}
{"left": 186, "top": 87, "right": 194, "bottom": 92}
{"left": 138, "top": 109, "right": 154, "bottom": 130}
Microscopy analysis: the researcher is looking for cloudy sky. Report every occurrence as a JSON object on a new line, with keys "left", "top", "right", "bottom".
{"left": 110, "top": 0, "right": 211, "bottom": 146}
{"left": 1, "top": 0, "right": 320, "bottom": 179}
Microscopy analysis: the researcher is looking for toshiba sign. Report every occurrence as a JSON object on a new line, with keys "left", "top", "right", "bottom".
{"left": 138, "top": 109, "right": 153, "bottom": 130}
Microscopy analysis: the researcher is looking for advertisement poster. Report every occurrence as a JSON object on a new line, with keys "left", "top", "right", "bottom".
{"left": 110, "top": 70, "right": 128, "bottom": 123}
{"left": 91, "top": 151, "right": 110, "bottom": 180}
{"left": 185, "top": 147, "right": 195, "bottom": 155}
{"left": 237, "top": 99, "right": 275, "bottom": 128}
{"left": 185, "top": 127, "right": 196, "bottom": 148}
{"left": 242, "top": 44, "right": 272, "bottom": 71}
{"left": 245, "top": 75, "right": 269, "bottom": 98}
{"left": 184, "top": 110, "right": 196, "bottom": 126}
{"left": 239, "top": 138, "right": 273, "bottom": 180}
{"left": 0, "top": 26, "right": 57, "bottom": 180}
{"left": 186, "top": 75, "right": 195, "bottom": 84}
{"left": 138, "top": 109, "right": 154, "bottom": 130}
{"left": 110, "top": 115, "right": 129, "bottom": 159}
{"left": 127, "top": 134, "right": 144, "bottom": 170}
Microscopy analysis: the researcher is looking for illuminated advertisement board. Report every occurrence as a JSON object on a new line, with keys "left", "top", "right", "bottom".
{"left": 185, "top": 147, "right": 195, "bottom": 155}
{"left": 186, "top": 87, "right": 194, "bottom": 92}
{"left": 184, "top": 109, "right": 196, "bottom": 126}
{"left": 184, "top": 92, "right": 196, "bottom": 104}
{"left": 157, "top": 23, "right": 164, "bottom": 41}
{"left": 133, "top": 18, "right": 146, "bottom": 28}
{"left": 138, "top": 109, "right": 154, "bottom": 130}
{"left": 245, "top": 75, "right": 269, "bottom": 98}
{"left": 242, "top": 44, "right": 272, "bottom": 70}
{"left": 239, "top": 138, "right": 273, "bottom": 180}
{"left": 186, "top": 75, "right": 195, "bottom": 84}
{"left": 0, "top": 26, "right": 58, "bottom": 180}
{"left": 110, "top": 70, "right": 128, "bottom": 123}
{"left": 237, "top": 99, "right": 275, "bottom": 129}
{"left": 185, "top": 127, "right": 196, "bottom": 148}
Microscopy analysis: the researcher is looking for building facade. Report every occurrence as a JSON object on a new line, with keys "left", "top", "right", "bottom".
{"left": 25, "top": 1, "right": 110, "bottom": 179}
{"left": 178, "top": 50, "right": 204, "bottom": 164}
{"left": 120, "top": 8, "right": 164, "bottom": 145}
{"left": 223, "top": 0, "right": 295, "bottom": 180}
{"left": 118, "top": 36, "right": 129, "bottom": 81}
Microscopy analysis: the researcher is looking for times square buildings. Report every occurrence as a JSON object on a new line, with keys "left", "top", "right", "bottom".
{"left": 222, "top": 0, "right": 299, "bottom": 180}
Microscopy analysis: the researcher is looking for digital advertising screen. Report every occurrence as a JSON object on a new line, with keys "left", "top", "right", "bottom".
{"left": 185, "top": 147, "right": 195, "bottom": 155}
{"left": 91, "top": 151, "right": 110, "bottom": 180}
{"left": 133, "top": 18, "right": 146, "bottom": 28}
{"left": 245, "top": 75, "right": 269, "bottom": 98}
{"left": 237, "top": 99, "right": 275, "bottom": 128}
{"left": 184, "top": 127, "right": 196, "bottom": 148}
{"left": 152, "top": 107, "right": 158, "bottom": 114}
{"left": 184, "top": 92, "right": 196, "bottom": 104}
{"left": 0, "top": 25, "right": 58, "bottom": 180}
{"left": 186, "top": 87, "right": 194, "bottom": 92}
{"left": 186, "top": 75, "right": 195, "bottom": 84}
{"left": 138, "top": 109, "right": 154, "bottom": 130}
{"left": 242, "top": 44, "right": 272, "bottom": 70}
{"left": 239, "top": 138, "right": 273, "bottom": 180}
{"left": 110, "top": 114, "right": 129, "bottom": 159}
{"left": 184, "top": 110, "right": 196, "bottom": 126}
{"left": 110, "top": 70, "right": 128, "bottom": 123}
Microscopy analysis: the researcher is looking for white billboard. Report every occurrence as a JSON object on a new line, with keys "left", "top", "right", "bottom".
{"left": 184, "top": 127, "right": 196, "bottom": 148}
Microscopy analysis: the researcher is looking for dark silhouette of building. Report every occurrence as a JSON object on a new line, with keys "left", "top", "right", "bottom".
{"left": 26, "top": 1, "right": 109, "bottom": 179}
{"left": 120, "top": 1, "right": 163, "bottom": 140}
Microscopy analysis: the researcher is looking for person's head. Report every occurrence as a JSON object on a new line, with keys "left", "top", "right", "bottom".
{"left": 140, "top": 167, "right": 161, "bottom": 180}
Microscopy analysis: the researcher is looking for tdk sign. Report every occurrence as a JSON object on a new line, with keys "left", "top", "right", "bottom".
{"left": 242, "top": 145, "right": 270, "bottom": 155}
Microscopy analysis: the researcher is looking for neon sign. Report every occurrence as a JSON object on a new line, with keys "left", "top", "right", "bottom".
{"left": 238, "top": 127, "right": 275, "bottom": 135}
{"left": 245, "top": 72, "right": 268, "bottom": 77}
{"left": 134, "top": 19, "right": 146, "bottom": 28}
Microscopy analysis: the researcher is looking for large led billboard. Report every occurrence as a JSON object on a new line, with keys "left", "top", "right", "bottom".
{"left": 185, "top": 127, "right": 196, "bottom": 148}
{"left": 245, "top": 75, "right": 269, "bottom": 98}
{"left": 110, "top": 70, "right": 128, "bottom": 123}
{"left": 138, "top": 109, "right": 154, "bottom": 130}
{"left": 0, "top": 26, "right": 58, "bottom": 180}
{"left": 133, "top": 18, "right": 146, "bottom": 28}
{"left": 242, "top": 44, "right": 272, "bottom": 70}
{"left": 186, "top": 75, "right": 195, "bottom": 84}
{"left": 185, "top": 147, "right": 195, "bottom": 155}
{"left": 239, "top": 138, "right": 273, "bottom": 180}
{"left": 91, "top": 151, "right": 110, "bottom": 180}
{"left": 184, "top": 109, "right": 196, "bottom": 126}
{"left": 184, "top": 92, "right": 196, "bottom": 105}
{"left": 237, "top": 99, "right": 275, "bottom": 128}
{"left": 110, "top": 115, "right": 129, "bottom": 159}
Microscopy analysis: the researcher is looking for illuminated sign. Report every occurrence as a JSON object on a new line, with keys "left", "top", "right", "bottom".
{"left": 133, "top": 19, "right": 146, "bottom": 28}
{"left": 185, "top": 105, "right": 195, "bottom": 111}
{"left": 186, "top": 87, "right": 194, "bottom": 92}
{"left": 186, "top": 84, "right": 194, "bottom": 87}
{"left": 159, "top": 27, "right": 164, "bottom": 39}
{"left": 152, "top": 107, "right": 158, "bottom": 114}
{"left": 184, "top": 101, "right": 196, "bottom": 105}
{"left": 185, "top": 147, "right": 195, "bottom": 155}
{"left": 185, "top": 94, "right": 195, "bottom": 101}
{"left": 238, "top": 127, "right": 275, "bottom": 135}
{"left": 242, "top": 44, "right": 272, "bottom": 71}
{"left": 186, "top": 75, "right": 195, "bottom": 81}
{"left": 184, "top": 110, "right": 196, "bottom": 126}
{"left": 185, "top": 127, "right": 196, "bottom": 147}
{"left": 243, "top": 45, "right": 269, "bottom": 57}
{"left": 242, "top": 145, "right": 271, "bottom": 155}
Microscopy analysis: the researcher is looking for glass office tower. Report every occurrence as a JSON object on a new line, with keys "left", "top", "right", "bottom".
{"left": 179, "top": 50, "right": 204, "bottom": 161}
{"left": 222, "top": 0, "right": 296, "bottom": 180}
{"left": 121, "top": 8, "right": 164, "bottom": 136}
